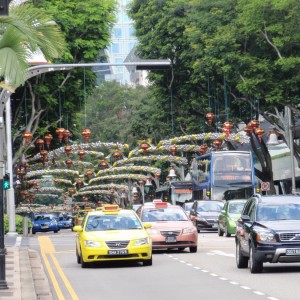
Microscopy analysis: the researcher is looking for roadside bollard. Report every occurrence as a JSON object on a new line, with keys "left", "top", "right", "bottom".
{"left": 23, "top": 216, "right": 28, "bottom": 237}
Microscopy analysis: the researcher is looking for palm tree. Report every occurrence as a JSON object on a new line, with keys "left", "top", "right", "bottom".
{"left": 0, "top": 1, "right": 65, "bottom": 91}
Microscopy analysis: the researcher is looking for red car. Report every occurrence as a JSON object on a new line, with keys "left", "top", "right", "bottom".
{"left": 136, "top": 201, "right": 198, "bottom": 252}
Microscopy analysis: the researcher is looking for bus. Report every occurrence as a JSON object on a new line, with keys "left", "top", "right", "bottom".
{"left": 191, "top": 151, "right": 256, "bottom": 201}
{"left": 155, "top": 181, "right": 193, "bottom": 205}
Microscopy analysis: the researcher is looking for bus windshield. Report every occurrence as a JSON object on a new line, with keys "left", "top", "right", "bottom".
{"left": 192, "top": 151, "right": 256, "bottom": 201}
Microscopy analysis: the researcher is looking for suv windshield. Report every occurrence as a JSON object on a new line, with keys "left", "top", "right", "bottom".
{"left": 141, "top": 207, "right": 188, "bottom": 222}
{"left": 257, "top": 203, "right": 300, "bottom": 221}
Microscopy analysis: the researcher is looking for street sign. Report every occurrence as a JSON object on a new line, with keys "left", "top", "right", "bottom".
{"left": 261, "top": 181, "right": 270, "bottom": 191}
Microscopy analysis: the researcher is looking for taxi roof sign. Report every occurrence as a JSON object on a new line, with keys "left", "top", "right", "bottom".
{"left": 155, "top": 202, "right": 168, "bottom": 208}
{"left": 102, "top": 204, "right": 120, "bottom": 211}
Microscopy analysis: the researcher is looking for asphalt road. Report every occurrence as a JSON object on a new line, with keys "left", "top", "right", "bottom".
{"left": 22, "top": 230, "right": 300, "bottom": 300}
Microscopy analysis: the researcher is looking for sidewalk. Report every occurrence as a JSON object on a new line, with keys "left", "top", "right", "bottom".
{"left": 0, "top": 237, "right": 53, "bottom": 300}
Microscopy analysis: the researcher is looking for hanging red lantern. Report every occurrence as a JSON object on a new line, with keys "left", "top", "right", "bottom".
{"left": 113, "top": 151, "right": 121, "bottom": 160}
{"left": 140, "top": 142, "right": 150, "bottom": 154}
{"left": 255, "top": 127, "right": 265, "bottom": 142}
{"left": 16, "top": 169, "right": 25, "bottom": 180}
{"left": 64, "top": 145, "right": 72, "bottom": 156}
{"left": 76, "top": 179, "right": 83, "bottom": 187}
{"left": 53, "top": 179, "right": 59, "bottom": 185}
{"left": 199, "top": 144, "right": 208, "bottom": 155}
{"left": 69, "top": 188, "right": 76, "bottom": 196}
{"left": 40, "top": 149, "right": 48, "bottom": 157}
{"left": 169, "top": 145, "right": 177, "bottom": 156}
{"left": 82, "top": 196, "right": 88, "bottom": 202}
{"left": 86, "top": 170, "right": 94, "bottom": 179}
{"left": 222, "top": 127, "right": 231, "bottom": 138}
{"left": 81, "top": 129, "right": 92, "bottom": 142}
{"left": 63, "top": 129, "right": 71, "bottom": 143}
{"left": 22, "top": 131, "right": 33, "bottom": 144}
{"left": 99, "top": 160, "right": 108, "bottom": 169}
{"left": 223, "top": 121, "right": 233, "bottom": 130}
{"left": 36, "top": 139, "right": 44, "bottom": 150}
{"left": 77, "top": 149, "right": 85, "bottom": 160}
{"left": 56, "top": 128, "right": 65, "bottom": 143}
{"left": 155, "top": 172, "right": 161, "bottom": 179}
{"left": 213, "top": 139, "right": 223, "bottom": 150}
{"left": 206, "top": 112, "right": 214, "bottom": 125}
{"left": 243, "top": 126, "right": 252, "bottom": 136}
{"left": 250, "top": 120, "right": 260, "bottom": 130}
{"left": 44, "top": 133, "right": 53, "bottom": 149}
{"left": 65, "top": 159, "right": 73, "bottom": 168}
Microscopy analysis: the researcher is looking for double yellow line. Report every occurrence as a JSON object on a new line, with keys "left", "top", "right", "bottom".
{"left": 38, "top": 236, "right": 79, "bottom": 300}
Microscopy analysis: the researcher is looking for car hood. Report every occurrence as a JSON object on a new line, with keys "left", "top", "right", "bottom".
{"left": 256, "top": 220, "right": 300, "bottom": 231}
{"left": 149, "top": 221, "right": 194, "bottom": 230}
{"left": 82, "top": 229, "right": 149, "bottom": 241}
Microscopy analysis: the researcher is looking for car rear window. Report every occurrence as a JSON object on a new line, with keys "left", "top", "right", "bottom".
{"left": 141, "top": 207, "right": 188, "bottom": 222}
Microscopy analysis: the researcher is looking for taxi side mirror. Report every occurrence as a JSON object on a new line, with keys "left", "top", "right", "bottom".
{"left": 143, "top": 223, "right": 152, "bottom": 229}
{"left": 73, "top": 225, "right": 83, "bottom": 232}
{"left": 190, "top": 215, "right": 196, "bottom": 221}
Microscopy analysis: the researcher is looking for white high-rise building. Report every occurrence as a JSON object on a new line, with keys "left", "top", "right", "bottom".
{"left": 104, "top": 0, "right": 138, "bottom": 85}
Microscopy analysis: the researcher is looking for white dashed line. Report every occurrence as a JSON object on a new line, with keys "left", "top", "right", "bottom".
{"left": 165, "top": 253, "right": 279, "bottom": 300}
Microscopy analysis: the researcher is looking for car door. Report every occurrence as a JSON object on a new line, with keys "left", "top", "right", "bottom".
{"left": 240, "top": 200, "right": 256, "bottom": 254}
{"left": 218, "top": 201, "right": 228, "bottom": 231}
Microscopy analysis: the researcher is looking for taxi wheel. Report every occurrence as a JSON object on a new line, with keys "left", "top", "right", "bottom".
{"left": 143, "top": 257, "right": 152, "bottom": 266}
{"left": 225, "top": 226, "right": 231, "bottom": 237}
{"left": 80, "top": 252, "right": 89, "bottom": 268}
{"left": 217, "top": 225, "right": 224, "bottom": 237}
{"left": 76, "top": 248, "right": 81, "bottom": 264}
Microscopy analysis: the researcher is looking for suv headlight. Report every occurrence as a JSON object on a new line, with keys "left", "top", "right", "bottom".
{"left": 134, "top": 238, "right": 150, "bottom": 246}
{"left": 183, "top": 227, "right": 195, "bottom": 234}
{"left": 255, "top": 229, "right": 276, "bottom": 242}
{"left": 84, "top": 240, "right": 101, "bottom": 247}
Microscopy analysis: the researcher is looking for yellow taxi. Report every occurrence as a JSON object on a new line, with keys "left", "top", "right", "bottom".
{"left": 73, "top": 204, "right": 152, "bottom": 268}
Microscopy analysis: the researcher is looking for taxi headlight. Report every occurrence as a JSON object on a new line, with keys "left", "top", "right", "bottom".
{"left": 84, "top": 240, "right": 101, "bottom": 247}
{"left": 50, "top": 220, "right": 57, "bottom": 225}
{"left": 183, "top": 227, "right": 194, "bottom": 234}
{"left": 196, "top": 216, "right": 206, "bottom": 221}
{"left": 147, "top": 228, "right": 159, "bottom": 235}
{"left": 134, "top": 238, "right": 150, "bottom": 246}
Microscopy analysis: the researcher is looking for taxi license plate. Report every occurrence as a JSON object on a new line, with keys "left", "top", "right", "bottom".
{"left": 212, "top": 223, "right": 218, "bottom": 228}
{"left": 41, "top": 225, "right": 49, "bottom": 228}
{"left": 286, "top": 249, "right": 300, "bottom": 255}
{"left": 108, "top": 250, "right": 128, "bottom": 255}
{"left": 165, "top": 236, "right": 176, "bottom": 243}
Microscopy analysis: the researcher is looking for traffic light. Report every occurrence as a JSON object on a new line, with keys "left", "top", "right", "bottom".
{"left": 3, "top": 173, "right": 10, "bottom": 190}
{"left": 0, "top": 0, "right": 9, "bottom": 16}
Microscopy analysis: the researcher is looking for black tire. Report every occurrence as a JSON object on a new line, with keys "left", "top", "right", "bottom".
{"left": 225, "top": 225, "right": 231, "bottom": 237}
{"left": 32, "top": 231, "right": 36, "bottom": 235}
{"left": 81, "top": 252, "right": 89, "bottom": 268}
{"left": 178, "top": 247, "right": 185, "bottom": 251}
{"left": 190, "top": 246, "right": 197, "bottom": 253}
{"left": 236, "top": 241, "right": 248, "bottom": 268}
{"left": 143, "top": 257, "right": 152, "bottom": 266}
{"left": 76, "top": 247, "right": 81, "bottom": 264}
{"left": 217, "top": 225, "right": 224, "bottom": 237}
{"left": 249, "top": 245, "right": 263, "bottom": 273}
{"left": 54, "top": 230, "right": 58, "bottom": 233}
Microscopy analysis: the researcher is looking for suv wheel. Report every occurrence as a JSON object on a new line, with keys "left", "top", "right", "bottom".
{"left": 236, "top": 241, "right": 248, "bottom": 268}
{"left": 249, "top": 245, "right": 263, "bottom": 273}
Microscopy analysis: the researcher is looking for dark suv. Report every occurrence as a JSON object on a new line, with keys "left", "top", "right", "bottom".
{"left": 235, "top": 194, "right": 300, "bottom": 273}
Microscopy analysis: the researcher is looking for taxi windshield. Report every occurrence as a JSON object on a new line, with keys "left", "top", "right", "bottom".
{"left": 85, "top": 214, "right": 142, "bottom": 231}
{"left": 141, "top": 207, "right": 188, "bottom": 222}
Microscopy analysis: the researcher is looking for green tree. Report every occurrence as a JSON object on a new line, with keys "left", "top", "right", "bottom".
{"left": 0, "top": 2, "right": 65, "bottom": 90}
{"left": 11, "top": 0, "right": 117, "bottom": 165}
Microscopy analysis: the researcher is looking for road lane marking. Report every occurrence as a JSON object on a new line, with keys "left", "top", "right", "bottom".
{"left": 165, "top": 253, "right": 280, "bottom": 300}
{"left": 38, "top": 236, "right": 64, "bottom": 300}
{"left": 38, "top": 236, "right": 79, "bottom": 300}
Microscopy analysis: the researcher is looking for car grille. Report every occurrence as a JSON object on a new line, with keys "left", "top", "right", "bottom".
{"left": 105, "top": 240, "right": 129, "bottom": 249}
{"left": 160, "top": 230, "right": 181, "bottom": 237}
{"left": 206, "top": 219, "right": 217, "bottom": 224}
{"left": 279, "top": 232, "right": 300, "bottom": 241}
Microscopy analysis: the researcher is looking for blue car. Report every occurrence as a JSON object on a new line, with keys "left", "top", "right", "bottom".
{"left": 32, "top": 214, "right": 59, "bottom": 234}
{"left": 57, "top": 214, "right": 72, "bottom": 229}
